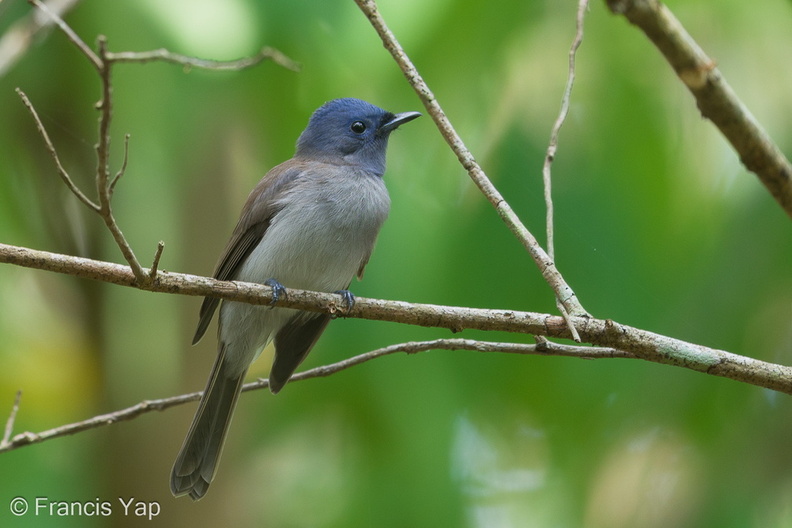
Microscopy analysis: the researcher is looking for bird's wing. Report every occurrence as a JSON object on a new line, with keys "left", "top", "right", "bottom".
{"left": 192, "top": 161, "right": 308, "bottom": 345}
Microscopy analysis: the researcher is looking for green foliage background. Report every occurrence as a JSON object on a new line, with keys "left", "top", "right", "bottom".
{"left": 0, "top": 0, "right": 791, "bottom": 526}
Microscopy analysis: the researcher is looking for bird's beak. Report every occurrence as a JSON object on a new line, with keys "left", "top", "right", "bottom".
{"left": 380, "top": 111, "right": 422, "bottom": 134}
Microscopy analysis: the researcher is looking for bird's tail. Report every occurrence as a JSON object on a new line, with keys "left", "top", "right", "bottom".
{"left": 170, "top": 345, "right": 247, "bottom": 500}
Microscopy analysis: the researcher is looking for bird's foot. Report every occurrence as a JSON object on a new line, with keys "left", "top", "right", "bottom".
{"left": 264, "top": 278, "right": 287, "bottom": 306}
{"left": 331, "top": 289, "right": 356, "bottom": 318}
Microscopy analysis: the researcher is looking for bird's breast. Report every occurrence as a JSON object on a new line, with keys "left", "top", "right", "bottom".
{"left": 235, "top": 169, "right": 390, "bottom": 292}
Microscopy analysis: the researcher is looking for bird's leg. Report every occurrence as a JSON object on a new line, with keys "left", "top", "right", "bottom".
{"left": 264, "top": 278, "right": 287, "bottom": 306}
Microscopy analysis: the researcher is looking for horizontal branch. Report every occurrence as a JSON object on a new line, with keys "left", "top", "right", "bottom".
{"left": 0, "top": 339, "right": 627, "bottom": 453}
{"left": 605, "top": 0, "right": 792, "bottom": 219}
{"left": 105, "top": 46, "right": 300, "bottom": 72}
{"left": 2, "top": 242, "right": 791, "bottom": 395}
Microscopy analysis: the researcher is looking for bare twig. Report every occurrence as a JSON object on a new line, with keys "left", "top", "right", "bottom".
{"left": 27, "top": 0, "right": 100, "bottom": 70}
{"left": 1, "top": 242, "right": 791, "bottom": 395}
{"left": 149, "top": 241, "right": 165, "bottom": 280}
{"left": 544, "top": 0, "right": 588, "bottom": 262}
{"left": 108, "top": 133, "right": 130, "bottom": 196}
{"left": 353, "top": 0, "right": 588, "bottom": 321}
{"left": 1, "top": 391, "right": 22, "bottom": 448}
{"left": 0, "top": 0, "right": 81, "bottom": 77}
{"left": 15, "top": 89, "right": 100, "bottom": 211}
{"left": 542, "top": 0, "right": 589, "bottom": 341}
{"left": 605, "top": 0, "right": 792, "bottom": 219}
{"left": 105, "top": 46, "right": 300, "bottom": 72}
{"left": 0, "top": 339, "right": 627, "bottom": 453}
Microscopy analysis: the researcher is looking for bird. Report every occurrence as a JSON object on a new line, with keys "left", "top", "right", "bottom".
{"left": 170, "top": 98, "right": 421, "bottom": 500}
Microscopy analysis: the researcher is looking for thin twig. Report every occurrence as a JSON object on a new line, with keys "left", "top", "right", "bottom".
{"left": 542, "top": 0, "right": 589, "bottom": 341}
{"left": 26, "top": 0, "right": 100, "bottom": 70}
{"left": 0, "top": 339, "right": 625, "bottom": 453}
{"left": 109, "top": 133, "right": 130, "bottom": 196}
{"left": 149, "top": 241, "right": 165, "bottom": 280}
{"left": 605, "top": 0, "right": 792, "bottom": 219}
{"left": 105, "top": 46, "right": 300, "bottom": 72}
{"left": 353, "top": 0, "right": 588, "bottom": 322}
{"left": 1, "top": 391, "right": 22, "bottom": 448}
{"left": 544, "top": 0, "right": 588, "bottom": 261}
{"left": 0, "top": 0, "right": 81, "bottom": 77}
{"left": 16, "top": 89, "right": 100, "bottom": 211}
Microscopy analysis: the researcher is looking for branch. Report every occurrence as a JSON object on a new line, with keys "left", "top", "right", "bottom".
{"left": 353, "top": 0, "right": 588, "bottom": 322}
{"left": 605, "top": 0, "right": 792, "bottom": 219}
{"left": 0, "top": 339, "right": 627, "bottom": 454}
{"left": 1, "top": 242, "right": 791, "bottom": 395}
{"left": 105, "top": 46, "right": 300, "bottom": 72}
{"left": 0, "top": 0, "right": 81, "bottom": 77}
{"left": 27, "top": 0, "right": 100, "bottom": 70}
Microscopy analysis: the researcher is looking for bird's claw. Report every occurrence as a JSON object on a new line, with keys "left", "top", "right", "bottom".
{"left": 331, "top": 289, "right": 356, "bottom": 318}
{"left": 264, "top": 278, "right": 287, "bottom": 306}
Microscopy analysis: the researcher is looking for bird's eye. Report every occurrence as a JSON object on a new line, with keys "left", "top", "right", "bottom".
{"left": 350, "top": 121, "right": 366, "bottom": 134}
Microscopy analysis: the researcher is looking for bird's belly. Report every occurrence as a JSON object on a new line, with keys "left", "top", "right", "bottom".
{"left": 236, "top": 175, "right": 389, "bottom": 291}
{"left": 237, "top": 213, "right": 372, "bottom": 291}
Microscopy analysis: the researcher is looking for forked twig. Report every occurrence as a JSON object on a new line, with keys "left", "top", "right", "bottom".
{"left": 21, "top": 0, "right": 299, "bottom": 286}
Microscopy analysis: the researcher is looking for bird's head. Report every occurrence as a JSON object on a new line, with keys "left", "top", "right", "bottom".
{"left": 295, "top": 98, "right": 421, "bottom": 175}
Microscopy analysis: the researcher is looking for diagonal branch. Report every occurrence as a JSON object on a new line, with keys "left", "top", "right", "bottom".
{"left": 27, "top": 0, "right": 100, "bottom": 70}
{"left": 0, "top": 0, "right": 82, "bottom": 77}
{"left": 353, "top": 0, "right": 588, "bottom": 323}
{"left": 16, "top": 88, "right": 100, "bottom": 211}
{"left": 605, "top": 0, "right": 792, "bottom": 219}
